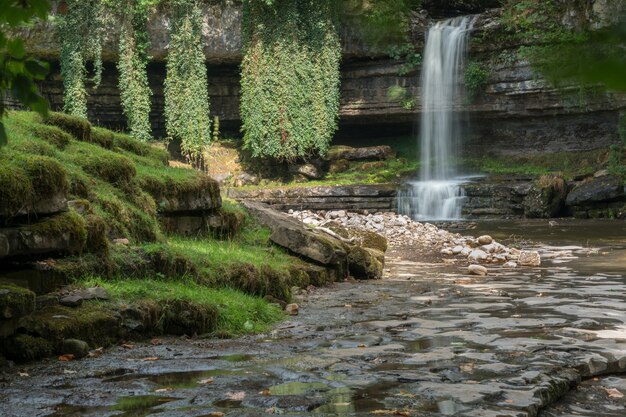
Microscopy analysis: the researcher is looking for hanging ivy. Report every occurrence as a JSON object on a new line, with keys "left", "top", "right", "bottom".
{"left": 240, "top": 0, "right": 341, "bottom": 162}
{"left": 58, "top": 0, "right": 105, "bottom": 119}
{"left": 164, "top": 0, "right": 211, "bottom": 169}
{"left": 107, "top": 0, "right": 154, "bottom": 141}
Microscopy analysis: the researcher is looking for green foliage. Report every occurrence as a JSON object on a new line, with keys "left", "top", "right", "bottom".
{"left": 108, "top": 0, "right": 154, "bottom": 142}
{"left": 241, "top": 0, "right": 341, "bottom": 162}
{"left": 464, "top": 61, "right": 489, "bottom": 101}
{"left": 212, "top": 116, "right": 220, "bottom": 142}
{"left": 387, "top": 85, "right": 416, "bottom": 110}
{"left": 164, "top": 0, "right": 211, "bottom": 169}
{"left": 58, "top": 0, "right": 106, "bottom": 119}
{"left": 0, "top": 0, "right": 50, "bottom": 145}
{"left": 608, "top": 144, "right": 626, "bottom": 178}
{"left": 502, "top": 0, "right": 626, "bottom": 92}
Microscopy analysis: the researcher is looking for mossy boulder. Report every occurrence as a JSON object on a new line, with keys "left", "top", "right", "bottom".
{"left": 160, "top": 299, "right": 218, "bottom": 336}
{"left": 524, "top": 175, "right": 567, "bottom": 218}
{"left": 347, "top": 246, "right": 384, "bottom": 280}
{"left": 61, "top": 338, "right": 90, "bottom": 358}
{"left": 2, "top": 334, "right": 54, "bottom": 362}
{"left": 113, "top": 134, "right": 169, "bottom": 165}
{"left": 0, "top": 155, "right": 69, "bottom": 218}
{"left": 0, "top": 284, "right": 36, "bottom": 320}
{"left": 80, "top": 152, "right": 136, "bottom": 185}
{"left": 0, "top": 211, "right": 87, "bottom": 259}
{"left": 90, "top": 127, "right": 114, "bottom": 149}
{"left": 140, "top": 174, "right": 221, "bottom": 213}
{"left": 44, "top": 112, "right": 91, "bottom": 141}
{"left": 224, "top": 263, "right": 292, "bottom": 301}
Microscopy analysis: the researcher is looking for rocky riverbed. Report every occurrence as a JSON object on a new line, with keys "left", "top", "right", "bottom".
{"left": 1, "top": 220, "right": 625, "bottom": 417}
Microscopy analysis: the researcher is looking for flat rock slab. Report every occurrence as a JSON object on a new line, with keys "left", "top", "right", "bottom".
{"left": 566, "top": 175, "right": 625, "bottom": 206}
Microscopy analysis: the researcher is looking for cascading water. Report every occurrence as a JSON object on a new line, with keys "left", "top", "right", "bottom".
{"left": 398, "top": 16, "right": 474, "bottom": 220}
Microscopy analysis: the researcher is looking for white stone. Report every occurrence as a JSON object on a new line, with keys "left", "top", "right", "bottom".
{"left": 518, "top": 250, "right": 541, "bottom": 267}
{"left": 468, "top": 264, "right": 488, "bottom": 276}
{"left": 503, "top": 261, "right": 517, "bottom": 268}
{"left": 477, "top": 235, "right": 493, "bottom": 245}
{"left": 468, "top": 249, "right": 489, "bottom": 263}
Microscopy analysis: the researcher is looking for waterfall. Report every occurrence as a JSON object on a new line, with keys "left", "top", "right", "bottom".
{"left": 398, "top": 17, "right": 474, "bottom": 221}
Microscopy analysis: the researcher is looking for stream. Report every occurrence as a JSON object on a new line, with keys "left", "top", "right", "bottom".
{"left": 1, "top": 219, "right": 625, "bottom": 417}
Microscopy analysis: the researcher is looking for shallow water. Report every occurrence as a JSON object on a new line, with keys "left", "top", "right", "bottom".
{"left": 1, "top": 220, "right": 626, "bottom": 417}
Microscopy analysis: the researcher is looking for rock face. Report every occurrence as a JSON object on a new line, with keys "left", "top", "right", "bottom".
{"left": 229, "top": 184, "right": 397, "bottom": 212}
{"left": 16, "top": 4, "right": 625, "bottom": 151}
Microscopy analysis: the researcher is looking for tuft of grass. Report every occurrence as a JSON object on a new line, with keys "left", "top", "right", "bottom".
{"left": 81, "top": 277, "right": 284, "bottom": 335}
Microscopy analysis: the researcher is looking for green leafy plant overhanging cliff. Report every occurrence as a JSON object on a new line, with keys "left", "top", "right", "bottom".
{"left": 240, "top": 0, "right": 341, "bottom": 162}
{"left": 58, "top": 0, "right": 105, "bottom": 119}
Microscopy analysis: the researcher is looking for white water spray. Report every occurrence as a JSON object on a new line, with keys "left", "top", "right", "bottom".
{"left": 398, "top": 17, "right": 474, "bottom": 220}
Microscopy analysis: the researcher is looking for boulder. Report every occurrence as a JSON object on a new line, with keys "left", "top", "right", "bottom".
{"left": 242, "top": 202, "right": 347, "bottom": 265}
{"left": 285, "top": 303, "right": 299, "bottom": 316}
{"left": 61, "top": 339, "right": 89, "bottom": 359}
{"left": 288, "top": 163, "right": 325, "bottom": 179}
{"left": 468, "top": 249, "right": 489, "bottom": 263}
{"left": 565, "top": 175, "right": 624, "bottom": 206}
{"left": 326, "top": 145, "right": 396, "bottom": 161}
{"left": 0, "top": 284, "right": 36, "bottom": 320}
{"left": 518, "top": 250, "right": 541, "bottom": 267}
{"left": 328, "top": 159, "right": 350, "bottom": 174}
{"left": 347, "top": 246, "right": 384, "bottom": 280}
{"left": 524, "top": 175, "right": 566, "bottom": 218}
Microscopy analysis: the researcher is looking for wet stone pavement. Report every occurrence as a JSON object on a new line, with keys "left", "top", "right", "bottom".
{"left": 1, "top": 221, "right": 626, "bottom": 417}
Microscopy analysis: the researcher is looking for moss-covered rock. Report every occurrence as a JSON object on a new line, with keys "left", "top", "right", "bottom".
{"left": 2, "top": 334, "right": 53, "bottom": 362}
{"left": 0, "top": 284, "right": 36, "bottom": 320}
{"left": 113, "top": 134, "right": 169, "bottom": 165}
{"left": 347, "top": 246, "right": 384, "bottom": 280}
{"left": 80, "top": 152, "right": 136, "bottom": 185}
{"left": 524, "top": 175, "right": 567, "bottom": 218}
{"left": 139, "top": 173, "right": 221, "bottom": 213}
{"left": 0, "top": 211, "right": 88, "bottom": 259}
{"left": 44, "top": 112, "right": 91, "bottom": 141}
{"left": 90, "top": 127, "right": 114, "bottom": 149}
{"left": 159, "top": 299, "right": 218, "bottom": 336}
{"left": 224, "top": 263, "right": 292, "bottom": 301}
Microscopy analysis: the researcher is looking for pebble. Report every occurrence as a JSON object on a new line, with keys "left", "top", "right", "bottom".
{"left": 478, "top": 235, "right": 493, "bottom": 245}
{"left": 468, "top": 264, "right": 488, "bottom": 276}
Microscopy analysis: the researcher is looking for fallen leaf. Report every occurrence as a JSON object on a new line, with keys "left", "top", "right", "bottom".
{"left": 395, "top": 390, "right": 416, "bottom": 398}
{"left": 504, "top": 399, "right": 514, "bottom": 404}
{"left": 151, "top": 339, "right": 163, "bottom": 346}
{"left": 63, "top": 369, "right": 77, "bottom": 374}
{"left": 258, "top": 389, "right": 271, "bottom": 396}
{"left": 17, "top": 372, "right": 29, "bottom": 377}
{"left": 371, "top": 410, "right": 410, "bottom": 416}
{"left": 207, "top": 413, "right": 225, "bottom": 417}
{"left": 58, "top": 354, "right": 74, "bottom": 362}
{"left": 141, "top": 357, "right": 159, "bottom": 361}
{"left": 88, "top": 347, "right": 104, "bottom": 358}
{"left": 605, "top": 388, "right": 624, "bottom": 398}
{"left": 358, "top": 344, "right": 367, "bottom": 348}
{"left": 154, "top": 387, "right": 172, "bottom": 393}
{"left": 121, "top": 343, "right": 134, "bottom": 350}
{"left": 198, "top": 378, "right": 214, "bottom": 385}
{"left": 344, "top": 304, "right": 352, "bottom": 308}
{"left": 226, "top": 391, "right": 246, "bottom": 401}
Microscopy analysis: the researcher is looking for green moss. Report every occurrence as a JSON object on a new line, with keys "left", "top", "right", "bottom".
{"left": 78, "top": 149, "right": 136, "bottom": 185}
{"left": 44, "top": 111, "right": 91, "bottom": 141}
{"left": 0, "top": 161, "right": 34, "bottom": 216}
{"left": 12, "top": 140, "right": 57, "bottom": 157}
{"left": 26, "top": 211, "right": 88, "bottom": 254}
{"left": 30, "top": 124, "right": 72, "bottom": 149}
{"left": 91, "top": 127, "right": 114, "bottom": 149}
{"left": 2, "top": 334, "right": 53, "bottom": 362}
{"left": 20, "top": 155, "right": 69, "bottom": 198}
{"left": 113, "top": 133, "right": 169, "bottom": 165}
{"left": 85, "top": 213, "right": 109, "bottom": 253}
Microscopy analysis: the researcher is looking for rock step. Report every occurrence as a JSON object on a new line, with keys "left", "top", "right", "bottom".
{"left": 228, "top": 184, "right": 397, "bottom": 212}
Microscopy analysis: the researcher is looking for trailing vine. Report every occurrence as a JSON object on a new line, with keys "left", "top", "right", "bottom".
{"left": 58, "top": 0, "right": 106, "bottom": 119}
{"left": 164, "top": 0, "right": 211, "bottom": 169}
{"left": 106, "top": 0, "right": 155, "bottom": 142}
{"left": 240, "top": 0, "right": 341, "bottom": 162}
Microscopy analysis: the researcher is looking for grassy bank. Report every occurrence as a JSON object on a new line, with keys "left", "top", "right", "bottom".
{"left": 0, "top": 111, "right": 312, "bottom": 359}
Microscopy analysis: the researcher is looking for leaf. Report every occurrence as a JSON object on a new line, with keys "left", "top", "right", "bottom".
{"left": 154, "top": 387, "right": 172, "bottom": 393}
{"left": 605, "top": 388, "right": 624, "bottom": 399}
{"left": 226, "top": 391, "right": 246, "bottom": 401}
{"left": 207, "top": 413, "right": 225, "bottom": 417}
{"left": 371, "top": 410, "right": 410, "bottom": 416}
{"left": 198, "top": 378, "right": 214, "bottom": 385}
{"left": 150, "top": 339, "right": 163, "bottom": 346}
{"left": 58, "top": 354, "right": 75, "bottom": 361}
{"left": 121, "top": 343, "right": 135, "bottom": 349}
{"left": 17, "top": 372, "right": 29, "bottom": 377}
{"left": 141, "top": 357, "right": 159, "bottom": 361}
